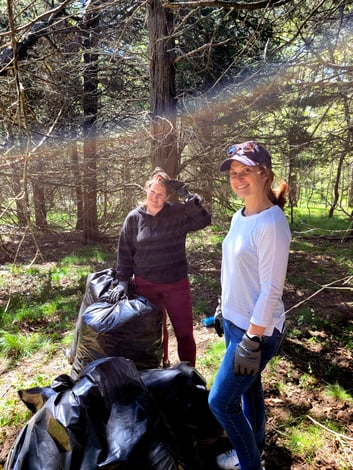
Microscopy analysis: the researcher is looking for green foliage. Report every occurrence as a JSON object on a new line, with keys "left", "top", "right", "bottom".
{"left": 295, "top": 307, "right": 331, "bottom": 330}
{"left": 286, "top": 422, "right": 326, "bottom": 461}
{"left": 324, "top": 383, "right": 353, "bottom": 402}
{"left": 60, "top": 247, "right": 110, "bottom": 265}
{"left": 0, "top": 401, "right": 31, "bottom": 428}
{"left": 0, "top": 330, "right": 51, "bottom": 359}
{"left": 0, "top": 247, "right": 114, "bottom": 363}
{"left": 197, "top": 339, "right": 225, "bottom": 387}
{"left": 298, "top": 372, "right": 316, "bottom": 390}
{"left": 291, "top": 205, "right": 352, "bottom": 237}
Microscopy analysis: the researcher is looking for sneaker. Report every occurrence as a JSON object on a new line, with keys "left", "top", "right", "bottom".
{"left": 216, "top": 449, "right": 265, "bottom": 470}
{"left": 216, "top": 450, "right": 239, "bottom": 469}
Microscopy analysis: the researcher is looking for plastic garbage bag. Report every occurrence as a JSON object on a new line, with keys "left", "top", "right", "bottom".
{"left": 5, "top": 357, "right": 182, "bottom": 470}
{"left": 70, "top": 295, "right": 163, "bottom": 379}
{"left": 18, "top": 374, "right": 75, "bottom": 414}
{"left": 66, "top": 268, "right": 163, "bottom": 377}
{"left": 66, "top": 268, "right": 123, "bottom": 363}
{"left": 140, "top": 362, "right": 222, "bottom": 440}
{"left": 8, "top": 360, "right": 226, "bottom": 469}
{"left": 140, "top": 362, "right": 224, "bottom": 468}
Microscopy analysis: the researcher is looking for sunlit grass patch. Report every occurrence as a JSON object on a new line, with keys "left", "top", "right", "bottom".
{"left": 298, "top": 372, "right": 317, "bottom": 390}
{"left": 264, "top": 355, "right": 293, "bottom": 395}
{"left": 0, "top": 350, "right": 70, "bottom": 428}
{"left": 324, "top": 383, "right": 353, "bottom": 402}
{"left": 291, "top": 205, "right": 351, "bottom": 235}
{"left": 0, "top": 330, "right": 52, "bottom": 359}
{"left": 0, "top": 399, "right": 31, "bottom": 427}
{"left": 0, "top": 369, "right": 52, "bottom": 426}
{"left": 285, "top": 421, "right": 326, "bottom": 462}
{"left": 197, "top": 338, "right": 225, "bottom": 387}
{"left": 62, "top": 329, "right": 75, "bottom": 348}
{"left": 2, "top": 294, "right": 81, "bottom": 336}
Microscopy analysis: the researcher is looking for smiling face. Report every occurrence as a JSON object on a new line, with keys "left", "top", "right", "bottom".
{"left": 229, "top": 161, "right": 267, "bottom": 201}
{"left": 146, "top": 181, "right": 168, "bottom": 215}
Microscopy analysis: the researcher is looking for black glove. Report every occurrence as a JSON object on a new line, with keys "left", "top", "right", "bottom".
{"left": 185, "top": 193, "right": 202, "bottom": 206}
{"left": 233, "top": 333, "right": 263, "bottom": 376}
{"left": 168, "top": 179, "right": 191, "bottom": 199}
{"left": 108, "top": 281, "right": 129, "bottom": 304}
{"left": 214, "top": 297, "right": 223, "bottom": 337}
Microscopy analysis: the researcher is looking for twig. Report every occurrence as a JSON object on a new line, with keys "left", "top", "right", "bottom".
{"left": 0, "top": 382, "right": 12, "bottom": 399}
{"left": 285, "top": 275, "right": 352, "bottom": 315}
{"left": 307, "top": 415, "right": 353, "bottom": 442}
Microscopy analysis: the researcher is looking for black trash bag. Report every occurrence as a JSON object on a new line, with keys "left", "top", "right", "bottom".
{"left": 18, "top": 375, "right": 75, "bottom": 414}
{"left": 140, "top": 362, "right": 224, "bottom": 469}
{"left": 70, "top": 294, "right": 163, "bottom": 380}
{"left": 5, "top": 357, "right": 182, "bottom": 470}
{"left": 66, "top": 269, "right": 119, "bottom": 363}
{"left": 79, "top": 268, "right": 118, "bottom": 308}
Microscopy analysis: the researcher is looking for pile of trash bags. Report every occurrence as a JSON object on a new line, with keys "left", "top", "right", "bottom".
{"left": 5, "top": 269, "right": 228, "bottom": 469}
{"left": 5, "top": 358, "right": 225, "bottom": 469}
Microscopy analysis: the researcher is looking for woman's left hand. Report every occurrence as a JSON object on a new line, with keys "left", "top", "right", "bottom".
{"left": 233, "top": 333, "right": 263, "bottom": 375}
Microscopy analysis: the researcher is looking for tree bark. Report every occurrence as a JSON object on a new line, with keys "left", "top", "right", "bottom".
{"left": 82, "top": 3, "right": 100, "bottom": 243}
{"left": 329, "top": 94, "right": 353, "bottom": 218}
{"left": 147, "top": 0, "right": 179, "bottom": 177}
{"left": 70, "top": 142, "right": 84, "bottom": 231}
{"left": 32, "top": 160, "right": 48, "bottom": 228}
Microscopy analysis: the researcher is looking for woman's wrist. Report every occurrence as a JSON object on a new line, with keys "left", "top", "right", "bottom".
{"left": 247, "top": 324, "right": 265, "bottom": 338}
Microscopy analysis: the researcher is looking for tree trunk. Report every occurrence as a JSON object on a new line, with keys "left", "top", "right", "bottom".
{"left": 12, "top": 173, "right": 29, "bottom": 226}
{"left": 147, "top": 0, "right": 179, "bottom": 177}
{"left": 32, "top": 160, "right": 48, "bottom": 228}
{"left": 70, "top": 142, "right": 84, "bottom": 231}
{"left": 329, "top": 94, "right": 353, "bottom": 217}
{"left": 82, "top": 4, "right": 100, "bottom": 243}
{"left": 349, "top": 163, "right": 353, "bottom": 208}
{"left": 328, "top": 153, "right": 345, "bottom": 218}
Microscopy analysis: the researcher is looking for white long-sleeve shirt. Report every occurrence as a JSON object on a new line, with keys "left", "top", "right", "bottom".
{"left": 221, "top": 205, "right": 291, "bottom": 336}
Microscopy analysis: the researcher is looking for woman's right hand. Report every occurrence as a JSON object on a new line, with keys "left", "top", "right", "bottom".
{"left": 108, "top": 281, "right": 129, "bottom": 303}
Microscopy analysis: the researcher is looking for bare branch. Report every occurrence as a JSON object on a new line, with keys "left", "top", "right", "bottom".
{"left": 162, "top": 0, "right": 294, "bottom": 10}
{"left": 0, "top": 0, "right": 73, "bottom": 74}
{"left": 307, "top": 416, "right": 353, "bottom": 442}
{"left": 285, "top": 276, "right": 353, "bottom": 315}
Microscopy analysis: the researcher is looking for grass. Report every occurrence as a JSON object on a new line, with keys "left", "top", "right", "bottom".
{"left": 324, "top": 383, "right": 353, "bottom": 402}
{"left": 286, "top": 422, "right": 326, "bottom": 461}
{"left": 0, "top": 330, "right": 52, "bottom": 359}
{"left": 197, "top": 338, "right": 225, "bottom": 386}
{"left": 285, "top": 416, "right": 353, "bottom": 470}
{"left": 290, "top": 204, "right": 352, "bottom": 235}
{"left": 0, "top": 246, "right": 113, "bottom": 361}
{"left": 0, "top": 401, "right": 31, "bottom": 428}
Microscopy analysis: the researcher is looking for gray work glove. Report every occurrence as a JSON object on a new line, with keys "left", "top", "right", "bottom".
{"left": 108, "top": 281, "right": 129, "bottom": 304}
{"left": 214, "top": 297, "right": 223, "bottom": 337}
{"left": 233, "top": 333, "right": 263, "bottom": 376}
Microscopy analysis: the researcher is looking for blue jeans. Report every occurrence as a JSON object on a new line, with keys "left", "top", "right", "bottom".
{"left": 208, "top": 319, "right": 284, "bottom": 470}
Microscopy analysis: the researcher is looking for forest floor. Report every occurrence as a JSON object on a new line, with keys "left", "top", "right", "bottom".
{"left": 0, "top": 229, "right": 352, "bottom": 469}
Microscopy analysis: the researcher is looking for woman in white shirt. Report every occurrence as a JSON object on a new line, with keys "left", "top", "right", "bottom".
{"left": 208, "top": 141, "right": 291, "bottom": 470}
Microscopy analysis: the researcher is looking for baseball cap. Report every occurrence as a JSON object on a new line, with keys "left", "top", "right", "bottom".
{"left": 220, "top": 141, "right": 272, "bottom": 171}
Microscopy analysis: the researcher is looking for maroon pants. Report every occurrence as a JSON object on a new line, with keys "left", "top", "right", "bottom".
{"left": 134, "top": 275, "right": 196, "bottom": 366}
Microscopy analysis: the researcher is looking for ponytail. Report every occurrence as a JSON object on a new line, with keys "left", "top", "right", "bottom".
{"left": 258, "top": 165, "right": 289, "bottom": 211}
{"left": 268, "top": 181, "right": 289, "bottom": 210}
